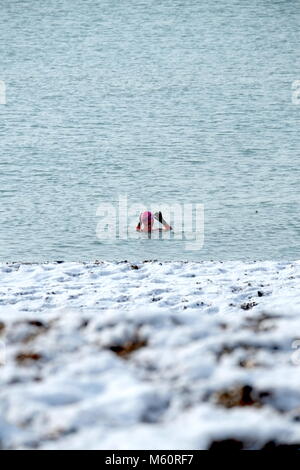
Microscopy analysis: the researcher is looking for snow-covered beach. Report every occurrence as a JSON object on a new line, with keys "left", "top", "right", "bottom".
{"left": 1, "top": 260, "right": 300, "bottom": 450}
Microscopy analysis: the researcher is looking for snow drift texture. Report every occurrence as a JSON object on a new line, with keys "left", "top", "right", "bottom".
{"left": 0, "top": 260, "right": 300, "bottom": 450}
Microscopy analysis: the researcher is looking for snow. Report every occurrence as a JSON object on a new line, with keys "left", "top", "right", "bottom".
{"left": 0, "top": 260, "right": 300, "bottom": 449}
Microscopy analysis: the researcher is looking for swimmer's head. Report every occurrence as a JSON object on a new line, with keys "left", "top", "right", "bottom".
{"left": 140, "top": 211, "right": 154, "bottom": 231}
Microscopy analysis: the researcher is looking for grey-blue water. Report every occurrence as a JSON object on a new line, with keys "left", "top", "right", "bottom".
{"left": 1, "top": 0, "right": 300, "bottom": 262}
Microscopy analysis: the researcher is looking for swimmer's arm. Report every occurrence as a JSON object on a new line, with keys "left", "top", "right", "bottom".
{"left": 136, "top": 213, "right": 143, "bottom": 231}
{"left": 154, "top": 212, "right": 173, "bottom": 231}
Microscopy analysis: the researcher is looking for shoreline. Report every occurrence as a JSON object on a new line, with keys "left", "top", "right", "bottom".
{"left": 0, "top": 258, "right": 297, "bottom": 265}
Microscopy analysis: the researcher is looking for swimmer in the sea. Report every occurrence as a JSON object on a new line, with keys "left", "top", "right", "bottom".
{"left": 136, "top": 211, "right": 172, "bottom": 233}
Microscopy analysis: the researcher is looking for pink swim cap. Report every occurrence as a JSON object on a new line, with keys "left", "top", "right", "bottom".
{"left": 140, "top": 211, "right": 154, "bottom": 225}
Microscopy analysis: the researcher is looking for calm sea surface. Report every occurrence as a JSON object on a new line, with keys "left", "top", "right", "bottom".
{"left": 0, "top": 0, "right": 300, "bottom": 262}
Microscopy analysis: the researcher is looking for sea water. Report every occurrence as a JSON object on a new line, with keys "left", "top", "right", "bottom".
{"left": 0, "top": 0, "right": 300, "bottom": 262}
